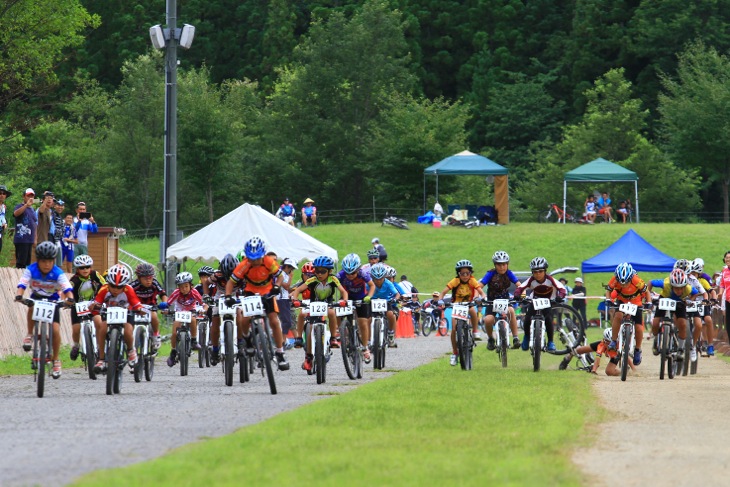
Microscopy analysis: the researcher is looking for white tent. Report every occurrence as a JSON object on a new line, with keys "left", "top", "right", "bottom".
{"left": 166, "top": 203, "right": 338, "bottom": 264}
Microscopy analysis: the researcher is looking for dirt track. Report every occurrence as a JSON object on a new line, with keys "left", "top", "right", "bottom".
{"left": 573, "top": 344, "right": 730, "bottom": 485}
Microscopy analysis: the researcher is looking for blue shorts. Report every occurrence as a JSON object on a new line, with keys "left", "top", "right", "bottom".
{"left": 62, "top": 245, "right": 74, "bottom": 263}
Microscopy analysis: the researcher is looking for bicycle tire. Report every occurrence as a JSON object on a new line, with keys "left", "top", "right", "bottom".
{"left": 532, "top": 320, "right": 542, "bottom": 372}
{"left": 178, "top": 331, "right": 189, "bottom": 377}
{"left": 659, "top": 328, "right": 668, "bottom": 380}
{"left": 145, "top": 331, "right": 155, "bottom": 381}
{"left": 690, "top": 348, "right": 698, "bottom": 375}
{"left": 499, "top": 321, "right": 508, "bottom": 368}
{"left": 620, "top": 325, "right": 631, "bottom": 382}
{"left": 223, "top": 320, "right": 234, "bottom": 387}
{"left": 551, "top": 304, "right": 586, "bottom": 355}
{"left": 372, "top": 317, "right": 383, "bottom": 370}
{"left": 198, "top": 322, "right": 207, "bottom": 368}
{"left": 133, "top": 327, "right": 145, "bottom": 383}
{"left": 422, "top": 315, "right": 433, "bottom": 336}
{"left": 464, "top": 328, "right": 473, "bottom": 371}
{"left": 340, "top": 320, "right": 357, "bottom": 380}
{"left": 682, "top": 338, "right": 690, "bottom": 377}
{"left": 114, "top": 333, "right": 124, "bottom": 394}
{"left": 315, "top": 325, "right": 325, "bottom": 384}
{"left": 106, "top": 327, "right": 120, "bottom": 395}
{"left": 456, "top": 322, "right": 467, "bottom": 370}
{"left": 37, "top": 322, "right": 46, "bottom": 398}
{"left": 538, "top": 208, "right": 553, "bottom": 223}
{"left": 255, "top": 318, "right": 277, "bottom": 394}
{"left": 239, "top": 345, "right": 249, "bottom": 383}
{"left": 438, "top": 318, "right": 448, "bottom": 337}
{"left": 84, "top": 325, "right": 97, "bottom": 380}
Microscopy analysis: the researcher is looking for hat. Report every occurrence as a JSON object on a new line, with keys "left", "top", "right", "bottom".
{"left": 55, "top": 199, "right": 65, "bottom": 206}
{"left": 432, "top": 291, "right": 440, "bottom": 297}
{"left": 284, "top": 197, "right": 290, "bottom": 201}
{"left": 371, "top": 237, "right": 379, "bottom": 244}
{"left": 303, "top": 197, "right": 314, "bottom": 204}
{"left": 574, "top": 277, "right": 583, "bottom": 283}
{"left": 282, "top": 257, "right": 298, "bottom": 269}
{"left": 25, "top": 188, "right": 35, "bottom": 196}
{"left": 0, "top": 184, "right": 11, "bottom": 196}
{"left": 43, "top": 191, "right": 54, "bottom": 198}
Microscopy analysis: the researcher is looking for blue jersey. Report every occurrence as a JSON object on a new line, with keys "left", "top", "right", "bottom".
{"left": 336, "top": 269, "right": 371, "bottom": 299}
{"left": 372, "top": 279, "right": 399, "bottom": 300}
{"left": 17, "top": 262, "right": 72, "bottom": 299}
{"left": 479, "top": 269, "right": 519, "bottom": 300}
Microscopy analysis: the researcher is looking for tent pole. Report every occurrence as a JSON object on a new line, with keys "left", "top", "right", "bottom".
{"left": 634, "top": 181, "right": 639, "bottom": 223}
{"left": 423, "top": 174, "right": 426, "bottom": 215}
{"left": 436, "top": 173, "right": 439, "bottom": 202}
{"left": 562, "top": 180, "right": 567, "bottom": 224}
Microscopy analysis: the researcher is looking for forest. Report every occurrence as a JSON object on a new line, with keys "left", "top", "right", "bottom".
{"left": 2, "top": 0, "right": 730, "bottom": 234}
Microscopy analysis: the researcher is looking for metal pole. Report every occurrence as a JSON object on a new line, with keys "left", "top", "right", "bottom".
{"left": 372, "top": 196, "right": 376, "bottom": 222}
{"left": 163, "top": 0, "right": 179, "bottom": 293}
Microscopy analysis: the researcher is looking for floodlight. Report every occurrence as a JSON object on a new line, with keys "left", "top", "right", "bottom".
{"left": 150, "top": 25, "right": 165, "bottom": 49}
{"left": 179, "top": 24, "right": 195, "bottom": 49}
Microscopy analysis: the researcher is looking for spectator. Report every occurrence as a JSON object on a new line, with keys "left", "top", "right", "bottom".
{"left": 36, "top": 191, "right": 55, "bottom": 244}
{"left": 301, "top": 198, "right": 317, "bottom": 226}
{"left": 276, "top": 197, "right": 296, "bottom": 226}
{"left": 584, "top": 195, "right": 596, "bottom": 224}
{"left": 559, "top": 278, "right": 573, "bottom": 294}
{"left": 433, "top": 201, "right": 443, "bottom": 219}
{"left": 277, "top": 257, "right": 297, "bottom": 345}
{"left": 13, "top": 188, "right": 38, "bottom": 268}
{"left": 399, "top": 275, "right": 415, "bottom": 297}
{"left": 74, "top": 201, "right": 97, "bottom": 257}
{"left": 0, "top": 184, "right": 10, "bottom": 254}
{"left": 596, "top": 191, "right": 614, "bottom": 223}
{"left": 616, "top": 200, "right": 629, "bottom": 223}
{"left": 52, "top": 198, "right": 65, "bottom": 267}
{"left": 572, "top": 277, "right": 587, "bottom": 326}
{"left": 61, "top": 214, "right": 78, "bottom": 273}
{"left": 372, "top": 237, "right": 388, "bottom": 262}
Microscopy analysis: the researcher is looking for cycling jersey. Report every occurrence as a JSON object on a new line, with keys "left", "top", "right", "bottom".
{"left": 515, "top": 275, "right": 566, "bottom": 300}
{"left": 445, "top": 276, "right": 481, "bottom": 303}
{"left": 606, "top": 274, "right": 647, "bottom": 305}
{"left": 650, "top": 278, "right": 698, "bottom": 300}
{"left": 303, "top": 275, "right": 343, "bottom": 302}
{"left": 372, "top": 279, "right": 399, "bottom": 301}
{"left": 291, "top": 279, "right": 311, "bottom": 300}
{"left": 336, "top": 269, "right": 371, "bottom": 299}
{"left": 167, "top": 288, "right": 205, "bottom": 312}
{"left": 94, "top": 284, "right": 143, "bottom": 311}
{"left": 231, "top": 256, "right": 279, "bottom": 294}
{"left": 479, "top": 269, "right": 519, "bottom": 300}
{"left": 130, "top": 278, "right": 167, "bottom": 305}
{"left": 17, "top": 262, "right": 72, "bottom": 299}
{"left": 71, "top": 271, "right": 106, "bottom": 302}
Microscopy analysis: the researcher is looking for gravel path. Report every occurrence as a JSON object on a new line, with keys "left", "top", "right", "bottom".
{"left": 573, "top": 345, "right": 730, "bottom": 485}
{"left": 0, "top": 336, "right": 451, "bottom": 487}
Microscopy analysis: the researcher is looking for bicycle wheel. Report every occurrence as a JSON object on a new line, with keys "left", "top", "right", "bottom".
{"left": 340, "top": 320, "right": 358, "bottom": 380}
{"left": 198, "top": 322, "right": 207, "bottom": 368}
{"left": 239, "top": 345, "right": 249, "bottom": 383}
{"left": 532, "top": 320, "right": 542, "bottom": 372}
{"left": 538, "top": 208, "right": 554, "bottom": 223}
{"left": 178, "top": 331, "right": 189, "bottom": 377}
{"left": 659, "top": 329, "right": 668, "bottom": 380}
{"left": 551, "top": 304, "right": 586, "bottom": 355}
{"left": 422, "top": 315, "right": 433, "bottom": 336}
{"left": 682, "top": 338, "right": 690, "bottom": 377}
{"left": 315, "top": 325, "right": 326, "bottom": 384}
{"left": 255, "top": 319, "right": 277, "bottom": 394}
{"left": 499, "top": 321, "right": 508, "bottom": 368}
{"left": 223, "top": 320, "right": 234, "bottom": 387}
{"left": 37, "top": 322, "right": 46, "bottom": 398}
{"left": 438, "top": 318, "right": 448, "bottom": 336}
{"left": 133, "top": 327, "right": 145, "bottom": 383}
{"left": 463, "top": 328, "right": 473, "bottom": 371}
{"left": 84, "top": 325, "right": 97, "bottom": 380}
{"left": 456, "top": 323, "right": 467, "bottom": 370}
{"left": 690, "top": 347, "right": 698, "bottom": 375}
{"left": 106, "top": 327, "right": 121, "bottom": 395}
{"left": 620, "top": 325, "right": 631, "bottom": 382}
{"left": 145, "top": 332, "right": 155, "bottom": 381}
{"left": 372, "top": 318, "right": 383, "bottom": 370}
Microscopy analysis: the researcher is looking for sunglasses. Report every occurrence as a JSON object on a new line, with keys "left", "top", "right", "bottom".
{"left": 77, "top": 266, "right": 91, "bottom": 270}
{"left": 314, "top": 269, "right": 328, "bottom": 275}
{"left": 458, "top": 271, "right": 472, "bottom": 276}
{"left": 108, "top": 284, "right": 125, "bottom": 290}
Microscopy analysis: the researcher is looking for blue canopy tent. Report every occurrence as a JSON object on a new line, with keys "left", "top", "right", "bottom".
{"left": 582, "top": 229, "right": 675, "bottom": 273}
{"left": 423, "top": 150, "right": 510, "bottom": 224}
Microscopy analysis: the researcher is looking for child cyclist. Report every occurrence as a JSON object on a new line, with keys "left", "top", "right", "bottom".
{"left": 208, "top": 254, "right": 240, "bottom": 365}
{"left": 14, "top": 241, "right": 75, "bottom": 379}
{"left": 92, "top": 264, "right": 144, "bottom": 372}
{"left": 366, "top": 263, "right": 401, "bottom": 348}
{"left": 605, "top": 262, "right": 652, "bottom": 366}
{"left": 292, "top": 261, "right": 316, "bottom": 348}
{"left": 479, "top": 250, "right": 522, "bottom": 350}
{"left": 439, "top": 259, "right": 486, "bottom": 366}
{"left": 689, "top": 259, "right": 716, "bottom": 356}
{"left": 336, "top": 253, "right": 375, "bottom": 362}
{"left": 559, "top": 328, "right": 626, "bottom": 375}
{"left": 69, "top": 254, "right": 106, "bottom": 361}
{"left": 514, "top": 257, "right": 567, "bottom": 353}
{"left": 224, "top": 236, "right": 290, "bottom": 371}
{"left": 291, "top": 256, "right": 349, "bottom": 371}
{"left": 167, "top": 272, "right": 209, "bottom": 366}
{"left": 130, "top": 262, "right": 169, "bottom": 349}
{"left": 648, "top": 268, "right": 701, "bottom": 363}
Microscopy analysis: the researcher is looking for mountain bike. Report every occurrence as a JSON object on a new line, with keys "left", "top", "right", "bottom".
{"left": 538, "top": 203, "right": 576, "bottom": 223}
{"left": 175, "top": 310, "right": 193, "bottom": 377}
{"left": 382, "top": 213, "right": 409, "bottom": 229}
{"left": 132, "top": 305, "right": 156, "bottom": 382}
{"left": 420, "top": 305, "right": 448, "bottom": 336}
{"left": 300, "top": 300, "right": 336, "bottom": 385}
{"left": 489, "top": 299, "right": 512, "bottom": 368}
{"left": 23, "top": 299, "right": 65, "bottom": 398}
{"left": 682, "top": 301, "right": 701, "bottom": 376}
{"left": 655, "top": 298, "right": 679, "bottom": 380}
{"left": 616, "top": 302, "right": 638, "bottom": 382}
{"left": 104, "top": 306, "right": 130, "bottom": 395}
{"left": 526, "top": 297, "right": 551, "bottom": 372}
{"left": 551, "top": 303, "right": 590, "bottom": 370}
{"left": 217, "top": 297, "right": 239, "bottom": 387}
{"left": 75, "top": 301, "right": 98, "bottom": 380}
{"left": 197, "top": 305, "right": 211, "bottom": 368}
{"left": 338, "top": 300, "right": 363, "bottom": 380}
{"left": 448, "top": 301, "right": 479, "bottom": 371}
{"left": 237, "top": 294, "right": 279, "bottom": 394}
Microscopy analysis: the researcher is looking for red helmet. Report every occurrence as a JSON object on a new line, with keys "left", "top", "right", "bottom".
{"left": 301, "top": 262, "right": 315, "bottom": 276}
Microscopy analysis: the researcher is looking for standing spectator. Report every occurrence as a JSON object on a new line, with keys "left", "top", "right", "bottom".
{"left": 276, "top": 197, "right": 296, "bottom": 226}
{"left": 596, "top": 191, "right": 614, "bottom": 223}
{"left": 572, "top": 277, "right": 587, "bottom": 326}
{"left": 74, "top": 201, "right": 97, "bottom": 257}
{"left": 301, "top": 198, "right": 317, "bottom": 227}
{"left": 559, "top": 278, "right": 572, "bottom": 294}
{"left": 61, "top": 214, "right": 78, "bottom": 273}
{"left": 277, "top": 258, "right": 297, "bottom": 345}
{"left": 0, "top": 184, "right": 10, "bottom": 254}
{"left": 13, "top": 188, "right": 38, "bottom": 268}
{"left": 36, "top": 191, "right": 55, "bottom": 244}
{"left": 399, "top": 275, "right": 415, "bottom": 297}
{"left": 372, "top": 237, "right": 388, "bottom": 262}
{"left": 52, "top": 198, "right": 65, "bottom": 267}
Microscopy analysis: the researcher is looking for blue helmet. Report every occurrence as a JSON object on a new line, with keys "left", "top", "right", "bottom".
{"left": 615, "top": 262, "right": 635, "bottom": 284}
{"left": 312, "top": 255, "right": 335, "bottom": 269}
{"left": 244, "top": 236, "right": 266, "bottom": 260}
{"left": 341, "top": 253, "right": 361, "bottom": 274}
{"left": 370, "top": 263, "right": 387, "bottom": 280}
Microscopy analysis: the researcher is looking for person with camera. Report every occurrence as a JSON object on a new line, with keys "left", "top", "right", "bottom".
{"left": 36, "top": 191, "right": 55, "bottom": 245}
{"left": 13, "top": 188, "right": 38, "bottom": 268}
{"left": 74, "top": 201, "right": 97, "bottom": 257}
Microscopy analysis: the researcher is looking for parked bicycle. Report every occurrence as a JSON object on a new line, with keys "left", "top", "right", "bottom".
{"left": 538, "top": 203, "right": 577, "bottom": 223}
{"left": 382, "top": 213, "right": 409, "bottom": 230}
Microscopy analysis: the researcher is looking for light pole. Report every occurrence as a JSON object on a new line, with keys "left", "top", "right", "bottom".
{"left": 149, "top": 2, "right": 194, "bottom": 292}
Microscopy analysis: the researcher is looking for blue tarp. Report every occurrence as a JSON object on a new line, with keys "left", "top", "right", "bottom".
{"left": 581, "top": 229, "right": 676, "bottom": 273}
{"left": 418, "top": 211, "right": 436, "bottom": 224}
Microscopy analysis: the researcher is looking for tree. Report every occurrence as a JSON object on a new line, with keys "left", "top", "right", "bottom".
{"left": 659, "top": 41, "right": 730, "bottom": 222}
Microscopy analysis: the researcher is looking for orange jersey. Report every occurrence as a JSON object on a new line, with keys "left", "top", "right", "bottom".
{"left": 606, "top": 274, "right": 647, "bottom": 305}
{"left": 231, "top": 256, "right": 280, "bottom": 294}
{"left": 596, "top": 341, "right": 618, "bottom": 359}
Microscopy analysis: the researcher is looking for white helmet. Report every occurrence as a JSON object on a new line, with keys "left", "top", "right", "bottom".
{"left": 603, "top": 328, "right": 612, "bottom": 342}
{"left": 693, "top": 258, "right": 704, "bottom": 272}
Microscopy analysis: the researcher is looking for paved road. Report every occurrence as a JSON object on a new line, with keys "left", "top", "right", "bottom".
{"left": 0, "top": 336, "right": 450, "bottom": 487}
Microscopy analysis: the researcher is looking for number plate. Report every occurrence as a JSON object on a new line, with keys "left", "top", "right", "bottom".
{"left": 335, "top": 300, "right": 353, "bottom": 317}
{"left": 618, "top": 303, "right": 638, "bottom": 316}
{"left": 533, "top": 298, "right": 551, "bottom": 310}
{"left": 371, "top": 299, "right": 388, "bottom": 313}
{"left": 452, "top": 304, "right": 469, "bottom": 320}
{"left": 658, "top": 298, "right": 676, "bottom": 311}
{"left": 685, "top": 301, "right": 698, "bottom": 313}
{"left": 493, "top": 299, "right": 510, "bottom": 314}
{"left": 218, "top": 298, "right": 237, "bottom": 316}
{"left": 309, "top": 301, "right": 328, "bottom": 317}
{"left": 175, "top": 311, "right": 192, "bottom": 323}
{"left": 32, "top": 301, "right": 56, "bottom": 323}
{"left": 107, "top": 307, "right": 128, "bottom": 324}
{"left": 240, "top": 295, "right": 264, "bottom": 317}
{"left": 75, "top": 301, "right": 92, "bottom": 317}
{"left": 136, "top": 308, "right": 152, "bottom": 323}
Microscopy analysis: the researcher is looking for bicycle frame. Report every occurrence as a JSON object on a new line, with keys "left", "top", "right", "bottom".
{"left": 656, "top": 298, "right": 679, "bottom": 380}
{"left": 617, "top": 302, "right": 637, "bottom": 380}
{"left": 76, "top": 301, "right": 98, "bottom": 360}
{"left": 305, "top": 301, "right": 332, "bottom": 355}
{"left": 529, "top": 298, "right": 549, "bottom": 353}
